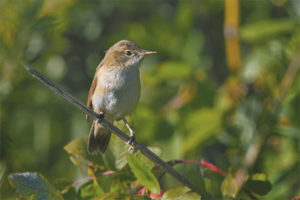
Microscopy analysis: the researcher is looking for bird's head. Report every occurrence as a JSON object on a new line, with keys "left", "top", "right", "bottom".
{"left": 103, "top": 40, "right": 156, "bottom": 69}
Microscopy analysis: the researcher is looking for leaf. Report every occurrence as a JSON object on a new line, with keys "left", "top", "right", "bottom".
{"left": 179, "top": 192, "right": 201, "bottom": 200}
{"left": 108, "top": 134, "right": 129, "bottom": 170}
{"left": 95, "top": 172, "right": 113, "bottom": 193}
{"left": 182, "top": 108, "right": 222, "bottom": 154}
{"left": 64, "top": 137, "right": 88, "bottom": 158}
{"left": 64, "top": 137, "right": 91, "bottom": 167}
{"left": 274, "top": 126, "right": 300, "bottom": 139}
{"left": 79, "top": 179, "right": 105, "bottom": 198}
{"left": 95, "top": 192, "right": 121, "bottom": 200}
{"left": 144, "top": 61, "right": 193, "bottom": 86}
{"left": 93, "top": 179, "right": 104, "bottom": 196}
{"left": 241, "top": 19, "right": 296, "bottom": 43}
{"left": 8, "top": 172, "right": 63, "bottom": 200}
{"left": 221, "top": 172, "right": 238, "bottom": 198}
{"left": 134, "top": 146, "right": 163, "bottom": 169}
{"left": 161, "top": 186, "right": 200, "bottom": 200}
{"left": 161, "top": 186, "right": 193, "bottom": 200}
{"left": 103, "top": 147, "right": 117, "bottom": 170}
{"left": 203, "top": 170, "right": 223, "bottom": 197}
{"left": 80, "top": 182, "right": 94, "bottom": 199}
{"left": 62, "top": 186, "right": 76, "bottom": 200}
{"left": 245, "top": 173, "right": 272, "bottom": 196}
{"left": 126, "top": 153, "right": 160, "bottom": 194}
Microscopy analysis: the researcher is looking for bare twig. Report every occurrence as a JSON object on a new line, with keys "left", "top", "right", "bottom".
{"left": 23, "top": 64, "right": 199, "bottom": 194}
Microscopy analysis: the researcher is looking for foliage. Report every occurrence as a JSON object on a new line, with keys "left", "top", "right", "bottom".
{"left": 8, "top": 172, "right": 63, "bottom": 200}
{"left": 1, "top": 0, "right": 300, "bottom": 199}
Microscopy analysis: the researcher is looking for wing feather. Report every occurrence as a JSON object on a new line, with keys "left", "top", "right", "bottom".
{"left": 86, "top": 63, "right": 103, "bottom": 123}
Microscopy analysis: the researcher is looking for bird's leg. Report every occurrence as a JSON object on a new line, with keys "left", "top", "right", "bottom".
{"left": 122, "top": 118, "right": 136, "bottom": 150}
{"left": 95, "top": 112, "right": 104, "bottom": 125}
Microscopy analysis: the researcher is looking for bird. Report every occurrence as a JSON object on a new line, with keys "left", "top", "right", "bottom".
{"left": 86, "top": 40, "right": 156, "bottom": 154}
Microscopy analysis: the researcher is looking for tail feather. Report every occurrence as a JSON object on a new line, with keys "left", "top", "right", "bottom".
{"left": 88, "top": 122, "right": 111, "bottom": 154}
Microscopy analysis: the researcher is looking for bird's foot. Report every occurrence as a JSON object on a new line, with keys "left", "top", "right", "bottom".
{"left": 127, "top": 135, "right": 136, "bottom": 151}
{"left": 95, "top": 112, "right": 104, "bottom": 125}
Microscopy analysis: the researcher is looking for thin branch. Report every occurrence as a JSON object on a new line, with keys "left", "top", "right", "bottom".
{"left": 165, "top": 159, "right": 258, "bottom": 200}
{"left": 166, "top": 159, "right": 227, "bottom": 177}
{"left": 23, "top": 64, "right": 199, "bottom": 194}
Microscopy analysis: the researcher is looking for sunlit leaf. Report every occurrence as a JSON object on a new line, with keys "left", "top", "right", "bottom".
{"left": 9, "top": 172, "right": 63, "bottom": 200}
{"left": 161, "top": 186, "right": 201, "bottom": 200}
{"left": 176, "top": 1, "right": 195, "bottom": 31}
{"left": 144, "top": 61, "right": 193, "bottom": 86}
{"left": 80, "top": 182, "right": 94, "bottom": 199}
{"left": 182, "top": 108, "right": 222, "bottom": 154}
{"left": 221, "top": 172, "right": 238, "bottom": 198}
{"left": 241, "top": 19, "right": 296, "bottom": 43}
{"left": 64, "top": 137, "right": 88, "bottom": 159}
{"left": 179, "top": 192, "right": 201, "bottom": 200}
{"left": 134, "top": 146, "right": 163, "bottom": 169}
{"left": 126, "top": 154, "right": 160, "bottom": 194}
{"left": 38, "top": 0, "right": 75, "bottom": 18}
{"left": 93, "top": 179, "right": 104, "bottom": 196}
{"left": 161, "top": 186, "right": 189, "bottom": 200}
{"left": 64, "top": 137, "right": 91, "bottom": 166}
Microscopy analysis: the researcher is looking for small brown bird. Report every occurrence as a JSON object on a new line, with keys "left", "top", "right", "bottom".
{"left": 86, "top": 40, "right": 156, "bottom": 154}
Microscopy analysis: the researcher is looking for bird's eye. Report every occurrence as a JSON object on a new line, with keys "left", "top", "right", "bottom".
{"left": 125, "top": 50, "right": 132, "bottom": 56}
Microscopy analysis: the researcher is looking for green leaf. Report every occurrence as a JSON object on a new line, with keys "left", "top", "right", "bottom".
{"left": 93, "top": 179, "right": 104, "bottom": 196}
{"left": 80, "top": 180, "right": 106, "bottom": 199}
{"left": 182, "top": 108, "right": 222, "bottom": 154}
{"left": 95, "top": 172, "right": 113, "bottom": 193}
{"left": 80, "top": 182, "right": 94, "bottom": 199}
{"left": 221, "top": 173, "right": 238, "bottom": 198}
{"left": 108, "top": 134, "right": 129, "bottom": 170}
{"left": 179, "top": 192, "right": 201, "bottom": 200}
{"left": 274, "top": 126, "right": 300, "bottom": 139}
{"left": 161, "top": 186, "right": 200, "bottom": 200}
{"left": 62, "top": 186, "right": 76, "bottom": 200}
{"left": 126, "top": 153, "right": 160, "bottom": 194}
{"left": 134, "top": 146, "right": 163, "bottom": 169}
{"left": 95, "top": 192, "right": 149, "bottom": 200}
{"left": 144, "top": 61, "right": 193, "bottom": 86}
{"left": 203, "top": 170, "right": 223, "bottom": 197}
{"left": 94, "top": 192, "right": 121, "bottom": 200}
{"left": 64, "top": 137, "right": 88, "bottom": 158}
{"left": 64, "top": 137, "right": 91, "bottom": 167}
{"left": 245, "top": 173, "right": 272, "bottom": 196}
{"left": 162, "top": 186, "right": 190, "bottom": 200}
{"left": 241, "top": 19, "right": 296, "bottom": 43}
{"left": 9, "top": 172, "right": 63, "bottom": 200}
{"left": 103, "top": 147, "right": 117, "bottom": 170}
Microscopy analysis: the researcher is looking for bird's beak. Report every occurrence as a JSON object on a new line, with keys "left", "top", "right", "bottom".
{"left": 142, "top": 50, "right": 157, "bottom": 55}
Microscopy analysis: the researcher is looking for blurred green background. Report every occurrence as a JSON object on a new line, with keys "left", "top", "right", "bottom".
{"left": 0, "top": 0, "right": 299, "bottom": 199}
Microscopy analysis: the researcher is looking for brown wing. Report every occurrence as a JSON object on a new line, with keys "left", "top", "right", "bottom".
{"left": 86, "top": 62, "right": 104, "bottom": 123}
{"left": 86, "top": 74, "right": 97, "bottom": 123}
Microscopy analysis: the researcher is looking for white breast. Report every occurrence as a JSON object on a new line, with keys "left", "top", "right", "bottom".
{"left": 92, "top": 67, "right": 141, "bottom": 120}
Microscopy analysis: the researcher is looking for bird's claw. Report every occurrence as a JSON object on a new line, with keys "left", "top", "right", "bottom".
{"left": 95, "top": 112, "right": 104, "bottom": 125}
{"left": 127, "top": 136, "right": 136, "bottom": 151}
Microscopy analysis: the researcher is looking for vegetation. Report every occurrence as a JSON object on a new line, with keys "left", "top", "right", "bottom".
{"left": 0, "top": 0, "right": 299, "bottom": 199}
